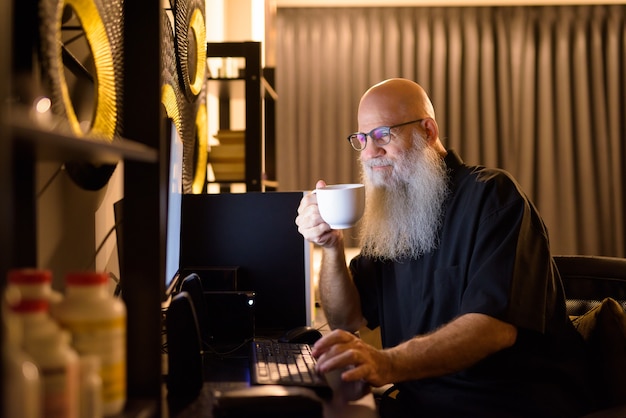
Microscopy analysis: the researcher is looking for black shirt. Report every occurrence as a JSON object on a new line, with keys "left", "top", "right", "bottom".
{"left": 350, "top": 151, "right": 592, "bottom": 417}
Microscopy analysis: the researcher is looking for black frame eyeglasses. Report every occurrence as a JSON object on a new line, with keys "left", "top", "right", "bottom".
{"left": 347, "top": 119, "right": 425, "bottom": 151}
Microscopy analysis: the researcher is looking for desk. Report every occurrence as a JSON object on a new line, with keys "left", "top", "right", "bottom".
{"left": 166, "top": 350, "right": 379, "bottom": 418}
{"left": 164, "top": 282, "right": 379, "bottom": 417}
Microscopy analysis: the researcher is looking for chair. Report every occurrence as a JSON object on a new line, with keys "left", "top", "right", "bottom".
{"left": 553, "top": 255, "right": 626, "bottom": 417}
{"left": 554, "top": 255, "right": 626, "bottom": 316}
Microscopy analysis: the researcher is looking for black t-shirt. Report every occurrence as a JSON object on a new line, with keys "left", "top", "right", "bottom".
{"left": 350, "top": 151, "right": 592, "bottom": 417}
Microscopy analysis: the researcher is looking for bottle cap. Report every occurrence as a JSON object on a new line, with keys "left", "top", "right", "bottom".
{"left": 10, "top": 299, "right": 49, "bottom": 313}
{"left": 66, "top": 271, "right": 109, "bottom": 286}
{"left": 8, "top": 269, "right": 52, "bottom": 284}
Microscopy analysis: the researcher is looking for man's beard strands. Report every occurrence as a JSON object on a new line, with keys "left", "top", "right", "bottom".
{"left": 359, "top": 137, "right": 449, "bottom": 261}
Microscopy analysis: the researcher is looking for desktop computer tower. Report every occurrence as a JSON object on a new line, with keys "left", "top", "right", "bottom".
{"left": 178, "top": 273, "right": 255, "bottom": 346}
{"left": 204, "top": 291, "right": 255, "bottom": 345}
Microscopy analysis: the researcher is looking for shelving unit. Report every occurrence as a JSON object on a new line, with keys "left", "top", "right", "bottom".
{"left": 119, "top": 0, "right": 164, "bottom": 411}
{"left": 1, "top": 0, "right": 165, "bottom": 415}
{"left": 8, "top": 110, "right": 158, "bottom": 164}
{"left": 3, "top": 104, "right": 162, "bottom": 418}
{"left": 206, "top": 41, "right": 276, "bottom": 192}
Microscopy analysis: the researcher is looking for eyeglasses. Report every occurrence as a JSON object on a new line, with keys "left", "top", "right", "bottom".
{"left": 347, "top": 119, "right": 425, "bottom": 151}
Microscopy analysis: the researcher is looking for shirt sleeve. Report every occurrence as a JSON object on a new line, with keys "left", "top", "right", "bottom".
{"left": 350, "top": 255, "right": 381, "bottom": 330}
{"left": 457, "top": 170, "right": 556, "bottom": 334}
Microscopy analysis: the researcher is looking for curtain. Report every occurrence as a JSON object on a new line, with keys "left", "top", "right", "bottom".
{"left": 275, "top": 5, "right": 625, "bottom": 257}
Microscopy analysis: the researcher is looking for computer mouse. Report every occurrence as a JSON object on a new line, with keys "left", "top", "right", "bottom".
{"left": 278, "top": 326, "right": 323, "bottom": 345}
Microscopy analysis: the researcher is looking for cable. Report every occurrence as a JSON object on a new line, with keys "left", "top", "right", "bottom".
{"left": 37, "top": 163, "right": 65, "bottom": 198}
{"left": 109, "top": 272, "right": 122, "bottom": 297}
{"left": 315, "top": 322, "right": 329, "bottom": 332}
{"left": 202, "top": 337, "right": 254, "bottom": 360}
{"left": 83, "top": 219, "right": 121, "bottom": 270}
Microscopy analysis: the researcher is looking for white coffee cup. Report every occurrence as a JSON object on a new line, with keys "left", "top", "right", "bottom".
{"left": 315, "top": 183, "right": 365, "bottom": 229}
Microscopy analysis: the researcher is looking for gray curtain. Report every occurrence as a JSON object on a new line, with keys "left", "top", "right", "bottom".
{"left": 275, "top": 5, "right": 626, "bottom": 257}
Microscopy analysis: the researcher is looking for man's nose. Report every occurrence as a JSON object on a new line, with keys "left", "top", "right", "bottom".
{"left": 361, "top": 139, "right": 385, "bottom": 160}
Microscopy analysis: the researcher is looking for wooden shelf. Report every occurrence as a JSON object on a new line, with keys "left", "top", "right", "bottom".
{"left": 207, "top": 76, "right": 245, "bottom": 81}
{"left": 7, "top": 108, "right": 158, "bottom": 164}
{"left": 207, "top": 42, "right": 263, "bottom": 192}
{"left": 207, "top": 78, "right": 244, "bottom": 100}
{"left": 3, "top": 1, "right": 164, "bottom": 415}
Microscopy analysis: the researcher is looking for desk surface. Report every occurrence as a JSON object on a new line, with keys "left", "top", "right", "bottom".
{"left": 166, "top": 350, "right": 379, "bottom": 418}
{"left": 165, "top": 289, "right": 379, "bottom": 417}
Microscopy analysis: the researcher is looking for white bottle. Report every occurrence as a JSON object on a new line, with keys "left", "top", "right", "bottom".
{"left": 2, "top": 307, "right": 42, "bottom": 418}
{"left": 23, "top": 325, "right": 80, "bottom": 418}
{"left": 7, "top": 268, "right": 62, "bottom": 306}
{"left": 52, "top": 271, "right": 127, "bottom": 416}
{"left": 6, "top": 269, "right": 77, "bottom": 418}
{"left": 79, "top": 355, "right": 103, "bottom": 418}
{"left": 6, "top": 269, "right": 61, "bottom": 356}
{"left": 11, "top": 298, "right": 57, "bottom": 346}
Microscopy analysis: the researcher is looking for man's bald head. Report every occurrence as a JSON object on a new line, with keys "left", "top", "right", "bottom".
{"left": 358, "top": 78, "right": 435, "bottom": 127}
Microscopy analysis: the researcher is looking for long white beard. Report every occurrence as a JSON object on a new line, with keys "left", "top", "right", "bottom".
{"left": 358, "top": 137, "right": 449, "bottom": 261}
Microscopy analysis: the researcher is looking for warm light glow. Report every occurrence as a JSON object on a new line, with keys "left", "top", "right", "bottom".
{"left": 34, "top": 97, "right": 52, "bottom": 114}
{"left": 22, "top": 361, "right": 40, "bottom": 381}
{"left": 251, "top": 0, "right": 265, "bottom": 42}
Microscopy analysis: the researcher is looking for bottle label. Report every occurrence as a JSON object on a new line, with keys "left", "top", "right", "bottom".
{"left": 41, "top": 363, "right": 79, "bottom": 418}
{"left": 58, "top": 316, "right": 126, "bottom": 405}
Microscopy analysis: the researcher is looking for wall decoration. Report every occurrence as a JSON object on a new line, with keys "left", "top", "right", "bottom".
{"left": 39, "top": 0, "right": 121, "bottom": 139}
{"left": 162, "top": 11, "right": 186, "bottom": 137}
{"left": 38, "top": 0, "right": 208, "bottom": 193}
{"left": 192, "top": 98, "right": 208, "bottom": 194}
{"left": 162, "top": 6, "right": 207, "bottom": 194}
{"left": 164, "top": 0, "right": 207, "bottom": 194}
{"left": 38, "top": 0, "right": 124, "bottom": 190}
{"left": 173, "top": 0, "right": 207, "bottom": 101}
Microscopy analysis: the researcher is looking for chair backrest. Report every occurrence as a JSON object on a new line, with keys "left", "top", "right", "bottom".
{"left": 554, "top": 255, "right": 626, "bottom": 316}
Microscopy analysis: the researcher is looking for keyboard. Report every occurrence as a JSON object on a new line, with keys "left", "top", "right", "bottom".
{"left": 250, "top": 340, "right": 331, "bottom": 395}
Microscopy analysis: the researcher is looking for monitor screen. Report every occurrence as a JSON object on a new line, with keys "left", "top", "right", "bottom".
{"left": 180, "top": 192, "right": 314, "bottom": 337}
{"left": 114, "top": 121, "right": 183, "bottom": 305}
{"left": 164, "top": 121, "right": 183, "bottom": 297}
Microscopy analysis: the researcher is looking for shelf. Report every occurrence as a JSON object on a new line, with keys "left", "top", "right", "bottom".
{"left": 207, "top": 78, "right": 245, "bottom": 100}
{"left": 207, "top": 77, "right": 245, "bottom": 81}
{"left": 207, "top": 41, "right": 263, "bottom": 192}
{"left": 3, "top": 1, "right": 164, "bottom": 415}
{"left": 6, "top": 108, "right": 158, "bottom": 164}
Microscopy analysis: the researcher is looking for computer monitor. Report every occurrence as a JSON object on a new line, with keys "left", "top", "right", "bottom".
{"left": 164, "top": 121, "right": 183, "bottom": 299}
{"left": 179, "top": 192, "right": 314, "bottom": 337}
{"left": 114, "top": 121, "right": 182, "bottom": 306}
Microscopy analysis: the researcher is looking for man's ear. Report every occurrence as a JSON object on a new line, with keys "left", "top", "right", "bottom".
{"left": 422, "top": 118, "right": 439, "bottom": 144}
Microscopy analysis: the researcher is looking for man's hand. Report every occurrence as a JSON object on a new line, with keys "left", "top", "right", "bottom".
{"left": 311, "top": 314, "right": 518, "bottom": 388}
{"left": 312, "top": 329, "right": 393, "bottom": 388}
{"left": 295, "top": 180, "right": 343, "bottom": 248}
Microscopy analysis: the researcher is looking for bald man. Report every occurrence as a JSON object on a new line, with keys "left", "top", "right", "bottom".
{"left": 296, "top": 79, "right": 592, "bottom": 417}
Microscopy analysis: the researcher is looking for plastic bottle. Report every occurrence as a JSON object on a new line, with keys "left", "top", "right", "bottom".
{"left": 11, "top": 298, "right": 57, "bottom": 346}
{"left": 2, "top": 306, "right": 42, "bottom": 418}
{"left": 52, "top": 271, "right": 127, "bottom": 416}
{"left": 79, "top": 355, "right": 103, "bottom": 418}
{"left": 22, "top": 323, "right": 80, "bottom": 418}
{"left": 6, "top": 268, "right": 78, "bottom": 418}
{"left": 7, "top": 268, "right": 62, "bottom": 306}
{"left": 7, "top": 268, "right": 52, "bottom": 299}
